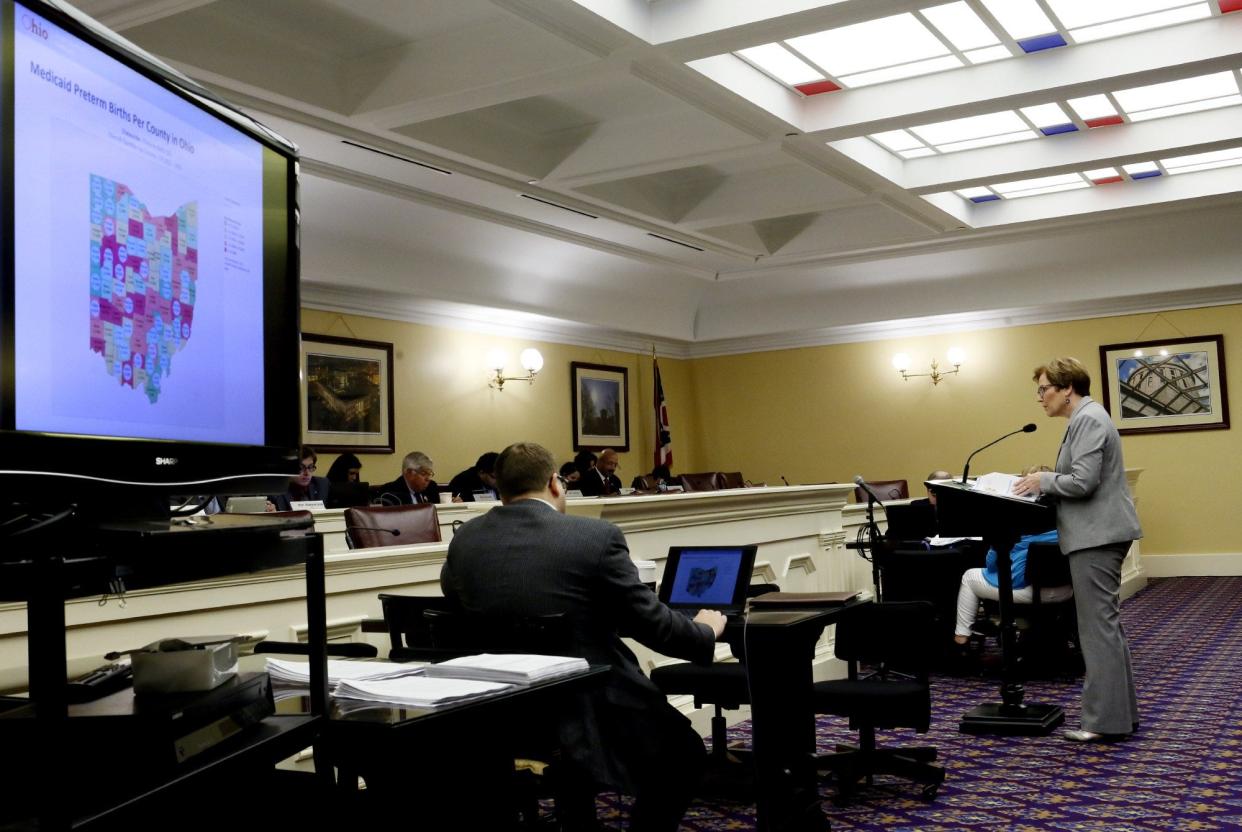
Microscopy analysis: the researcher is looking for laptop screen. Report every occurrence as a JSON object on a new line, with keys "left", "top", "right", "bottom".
{"left": 658, "top": 545, "right": 758, "bottom": 613}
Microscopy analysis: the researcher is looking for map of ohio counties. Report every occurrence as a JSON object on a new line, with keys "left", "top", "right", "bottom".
{"left": 89, "top": 175, "right": 197, "bottom": 404}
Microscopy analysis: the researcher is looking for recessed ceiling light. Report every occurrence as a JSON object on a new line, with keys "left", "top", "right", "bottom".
{"left": 870, "top": 129, "right": 926, "bottom": 152}
{"left": 1113, "top": 71, "right": 1238, "bottom": 113}
{"left": 1126, "top": 95, "right": 1242, "bottom": 122}
{"left": 1045, "top": 0, "right": 1204, "bottom": 29}
{"left": 1067, "top": 94, "right": 1119, "bottom": 120}
{"left": 737, "top": 43, "right": 824, "bottom": 85}
{"left": 1020, "top": 102, "right": 1072, "bottom": 127}
{"left": 909, "top": 110, "right": 1028, "bottom": 146}
{"left": 921, "top": 2, "right": 1001, "bottom": 50}
{"left": 1161, "top": 146, "right": 1242, "bottom": 174}
{"left": 787, "top": 13, "right": 949, "bottom": 77}
{"left": 1069, "top": 4, "right": 1211, "bottom": 43}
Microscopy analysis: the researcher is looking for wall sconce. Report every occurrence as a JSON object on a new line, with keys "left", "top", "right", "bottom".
{"left": 487, "top": 347, "right": 544, "bottom": 390}
{"left": 892, "top": 347, "right": 965, "bottom": 385}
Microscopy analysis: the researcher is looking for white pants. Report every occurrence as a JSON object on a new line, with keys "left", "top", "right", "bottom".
{"left": 955, "top": 567, "right": 1074, "bottom": 637}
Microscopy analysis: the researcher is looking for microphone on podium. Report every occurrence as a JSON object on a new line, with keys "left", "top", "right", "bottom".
{"left": 961, "top": 423, "right": 1037, "bottom": 484}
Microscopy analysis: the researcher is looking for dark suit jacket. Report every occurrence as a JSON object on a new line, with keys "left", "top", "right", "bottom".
{"left": 374, "top": 476, "right": 441, "bottom": 505}
{"left": 446, "top": 468, "right": 496, "bottom": 502}
{"left": 440, "top": 499, "right": 714, "bottom": 788}
{"left": 269, "top": 476, "right": 330, "bottom": 512}
{"left": 578, "top": 469, "right": 623, "bottom": 497}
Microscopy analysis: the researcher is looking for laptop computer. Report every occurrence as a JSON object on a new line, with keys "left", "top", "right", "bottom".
{"left": 883, "top": 501, "right": 937, "bottom": 542}
{"left": 657, "top": 544, "right": 758, "bottom": 615}
{"left": 326, "top": 481, "right": 372, "bottom": 509}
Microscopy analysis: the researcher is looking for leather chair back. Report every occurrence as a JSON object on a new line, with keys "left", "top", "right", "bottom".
{"left": 345, "top": 503, "right": 441, "bottom": 549}
{"left": 853, "top": 479, "right": 909, "bottom": 503}
{"left": 679, "top": 471, "right": 723, "bottom": 492}
{"left": 718, "top": 471, "right": 745, "bottom": 489}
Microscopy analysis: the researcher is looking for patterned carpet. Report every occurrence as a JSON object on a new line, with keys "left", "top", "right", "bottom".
{"left": 596, "top": 577, "right": 1242, "bottom": 831}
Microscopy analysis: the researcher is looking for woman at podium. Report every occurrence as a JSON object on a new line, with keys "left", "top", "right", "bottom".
{"left": 1014, "top": 357, "right": 1142, "bottom": 743}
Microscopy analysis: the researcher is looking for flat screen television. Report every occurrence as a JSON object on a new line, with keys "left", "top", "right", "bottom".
{"left": 0, "top": 0, "right": 301, "bottom": 512}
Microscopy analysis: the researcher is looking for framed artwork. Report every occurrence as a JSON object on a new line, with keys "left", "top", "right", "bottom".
{"left": 301, "top": 334, "right": 395, "bottom": 453}
{"left": 571, "top": 362, "right": 630, "bottom": 451}
{"left": 1099, "top": 335, "right": 1229, "bottom": 435}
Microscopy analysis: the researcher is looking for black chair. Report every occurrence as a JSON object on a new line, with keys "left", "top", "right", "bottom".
{"left": 1010, "top": 542, "right": 1080, "bottom": 674}
{"left": 648, "top": 583, "right": 780, "bottom": 800}
{"left": 376, "top": 593, "right": 460, "bottom": 661}
{"left": 814, "top": 600, "right": 945, "bottom": 803}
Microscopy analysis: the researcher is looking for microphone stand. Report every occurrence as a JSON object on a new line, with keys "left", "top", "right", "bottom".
{"left": 863, "top": 490, "right": 885, "bottom": 602}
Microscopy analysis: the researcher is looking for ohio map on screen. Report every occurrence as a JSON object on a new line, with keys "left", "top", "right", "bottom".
{"left": 89, "top": 175, "right": 197, "bottom": 404}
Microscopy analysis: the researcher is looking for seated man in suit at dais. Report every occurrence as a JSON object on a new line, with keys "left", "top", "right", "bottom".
{"left": 441, "top": 442, "right": 726, "bottom": 831}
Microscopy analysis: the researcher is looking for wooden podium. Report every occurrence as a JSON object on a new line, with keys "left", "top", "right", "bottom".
{"left": 927, "top": 480, "right": 1065, "bottom": 735}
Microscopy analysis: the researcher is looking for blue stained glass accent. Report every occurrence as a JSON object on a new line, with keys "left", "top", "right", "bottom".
{"left": 971, "top": 194, "right": 1001, "bottom": 203}
{"left": 1131, "top": 170, "right": 1162, "bottom": 179}
{"left": 1017, "top": 33, "right": 1067, "bottom": 53}
{"left": 1040, "top": 123, "right": 1078, "bottom": 136}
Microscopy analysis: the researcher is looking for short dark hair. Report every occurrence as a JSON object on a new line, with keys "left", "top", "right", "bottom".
{"left": 559, "top": 461, "right": 579, "bottom": 478}
{"left": 475, "top": 451, "right": 500, "bottom": 474}
{"left": 1033, "top": 357, "right": 1091, "bottom": 397}
{"left": 300, "top": 445, "right": 318, "bottom": 464}
{"left": 495, "top": 442, "right": 555, "bottom": 500}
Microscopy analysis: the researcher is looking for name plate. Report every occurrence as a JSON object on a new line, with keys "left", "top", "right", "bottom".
{"left": 289, "top": 500, "right": 326, "bottom": 510}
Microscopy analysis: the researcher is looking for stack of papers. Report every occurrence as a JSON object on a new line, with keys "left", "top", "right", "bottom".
{"left": 424, "top": 653, "right": 589, "bottom": 686}
{"left": 971, "top": 472, "right": 1039, "bottom": 502}
{"left": 265, "top": 658, "right": 425, "bottom": 689}
{"left": 334, "top": 676, "right": 512, "bottom": 709}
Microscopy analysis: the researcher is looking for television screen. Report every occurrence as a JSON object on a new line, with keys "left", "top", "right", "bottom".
{"left": 0, "top": 0, "right": 301, "bottom": 502}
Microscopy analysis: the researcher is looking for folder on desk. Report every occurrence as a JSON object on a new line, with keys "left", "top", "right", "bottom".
{"left": 747, "top": 591, "right": 859, "bottom": 610}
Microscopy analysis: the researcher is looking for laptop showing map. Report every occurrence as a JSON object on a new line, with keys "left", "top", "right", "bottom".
{"left": 657, "top": 545, "right": 758, "bottom": 615}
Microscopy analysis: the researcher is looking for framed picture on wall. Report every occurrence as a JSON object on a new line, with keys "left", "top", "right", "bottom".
{"left": 1099, "top": 335, "right": 1229, "bottom": 436}
{"left": 301, "top": 334, "right": 395, "bottom": 453}
{"left": 571, "top": 362, "right": 630, "bottom": 451}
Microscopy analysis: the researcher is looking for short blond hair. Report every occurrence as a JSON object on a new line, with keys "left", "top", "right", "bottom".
{"left": 1033, "top": 357, "right": 1090, "bottom": 396}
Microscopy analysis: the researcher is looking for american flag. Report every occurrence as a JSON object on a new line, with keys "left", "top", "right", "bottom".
{"left": 654, "top": 358, "right": 672, "bottom": 468}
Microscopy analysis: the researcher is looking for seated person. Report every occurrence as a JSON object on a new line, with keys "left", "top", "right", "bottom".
{"left": 267, "top": 445, "right": 330, "bottom": 511}
{"left": 573, "top": 450, "right": 597, "bottom": 480}
{"left": 912, "top": 469, "right": 952, "bottom": 509}
{"left": 374, "top": 451, "right": 441, "bottom": 505}
{"left": 447, "top": 451, "right": 499, "bottom": 502}
{"left": 953, "top": 466, "right": 1072, "bottom": 645}
{"left": 578, "top": 448, "right": 622, "bottom": 497}
{"left": 631, "top": 464, "right": 672, "bottom": 492}
{"left": 441, "top": 442, "right": 725, "bottom": 831}
{"left": 559, "top": 461, "right": 582, "bottom": 489}
{"left": 325, "top": 452, "right": 363, "bottom": 485}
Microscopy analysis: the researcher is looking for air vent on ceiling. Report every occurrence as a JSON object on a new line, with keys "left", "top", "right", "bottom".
{"left": 519, "top": 194, "right": 598, "bottom": 219}
{"left": 646, "top": 232, "right": 704, "bottom": 252}
{"left": 341, "top": 140, "right": 452, "bottom": 175}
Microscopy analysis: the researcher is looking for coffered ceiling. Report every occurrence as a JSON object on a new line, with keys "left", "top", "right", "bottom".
{"left": 65, "top": 0, "right": 1242, "bottom": 353}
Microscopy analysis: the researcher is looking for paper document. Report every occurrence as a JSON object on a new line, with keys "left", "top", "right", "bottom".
{"left": 424, "top": 653, "right": 589, "bottom": 686}
{"left": 335, "top": 675, "right": 512, "bottom": 709}
{"left": 266, "top": 658, "right": 426, "bottom": 688}
{"left": 971, "top": 472, "right": 1039, "bottom": 502}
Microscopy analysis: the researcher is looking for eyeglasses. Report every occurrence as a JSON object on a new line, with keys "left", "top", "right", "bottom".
{"left": 299, "top": 463, "right": 317, "bottom": 473}
{"left": 1036, "top": 384, "right": 1056, "bottom": 397}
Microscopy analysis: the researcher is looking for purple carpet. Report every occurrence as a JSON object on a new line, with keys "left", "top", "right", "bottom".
{"left": 595, "top": 576, "right": 1242, "bottom": 830}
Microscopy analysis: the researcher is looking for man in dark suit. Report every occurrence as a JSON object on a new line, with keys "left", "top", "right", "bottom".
{"left": 578, "top": 447, "right": 623, "bottom": 497}
{"left": 446, "top": 451, "right": 499, "bottom": 501}
{"left": 441, "top": 442, "right": 726, "bottom": 831}
{"left": 267, "top": 445, "right": 331, "bottom": 511}
{"left": 374, "top": 451, "right": 441, "bottom": 504}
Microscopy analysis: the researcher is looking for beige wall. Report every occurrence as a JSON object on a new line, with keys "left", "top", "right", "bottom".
{"left": 301, "top": 309, "right": 702, "bottom": 489}
{"left": 691, "top": 304, "right": 1242, "bottom": 558}
{"left": 305, "top": 303, "right": 1241, "bottom": 558}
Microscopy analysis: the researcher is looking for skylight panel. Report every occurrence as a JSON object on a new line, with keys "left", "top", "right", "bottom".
{"left": 1020, "top": 103, "right": 1076, "bottom": 134}
{"left": 1161, "top": 147, "right": 1242, "bottom": 173}
{"left": 786, "top": 13, "right": 949, "bottom": 78}
{"left": 900, "top": 147, "right": 938, "bottom": 158}
{"left": 1069, "top": 4, "right": 1212, "bottom": 44}
{"left": 921, "top": 2, "right": 1001, "bottom": 50}
{"left": 1001, "top": 180, "right": 1092, "bottom": 198}
{"left": 1084, "top": 166, "right": 1123, "bottom": 183}
{"left": 956, "top": 186, "right": 995, "bottom": 199}
{"left": 838, "top": 56, "right": 964, "bottom": 87}
{"left": 965, "top": 45, "right": 1013, "bottom": 63}
{"left": 1123, "top": 161, "right": 1162, "bottom": 178}
{"left": 1045, "top": 0, "right": 1205, "bottom": 29}
{"left": 870, "top": 129, "right": 926, "bottom": 152}
{"left": 936, "top": 130, "right": 1039, "bottom": 153}
{"left": 981, "top": 0, "right": 1057, "bottom": 39}
{"left": 1125, "top": 95, "right": 1242, "bottom": 121}
{"left": 909, "top": 110, "right": 1028, "bottom": 146}
{"left": 1067, "top": 94, "right": 1119, "bottom": 120}
{"left": 1113, "top": 72, "right": 1238, "bottom": 113}
{"left": 991, "top": 173, "right": 1085, "bottom": 194}
{"left": 737, "top": 44, "right": 824, "bottom": 85}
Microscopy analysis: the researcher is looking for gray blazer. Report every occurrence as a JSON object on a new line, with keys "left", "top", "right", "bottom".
{"left": 441, "top": 499, "right": 714, "bottom": 788}
{"left": 1038, "top": 397, "right": 1142, "bottom": 553}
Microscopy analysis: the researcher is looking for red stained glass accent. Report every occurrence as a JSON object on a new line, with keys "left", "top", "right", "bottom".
{"left": 1220, "top": 0, "right": 1242, "bottom": 14}
{"left": 1092, "top": 176, "right": 1124, "bottom": 185}
{"left": 1085, "top": 115, "right": 1124, "bottom": 128}
{"left": 795, "top": 80, "right": 842, "bottom": 96}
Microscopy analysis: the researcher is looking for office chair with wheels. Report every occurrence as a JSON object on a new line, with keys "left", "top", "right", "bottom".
{"left": 976, "top": 542, "right": 1080, "bottom": 676}
{"left": 344, "top": 503, "right": 441, "bottom": 549}
{"left": 814, "top": 600, "right": 945, "bottom": 803}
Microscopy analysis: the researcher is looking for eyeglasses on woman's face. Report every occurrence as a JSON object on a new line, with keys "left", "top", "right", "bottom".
{"left": 1036, "top": 384, "right": 1056, "bottom": 398}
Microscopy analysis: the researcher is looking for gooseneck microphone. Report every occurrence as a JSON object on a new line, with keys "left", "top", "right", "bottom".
{"left": 781, "top": 475, "right": 791, "bottom": 486}
{"left": 961, "top": 423, "right": 1037, "bottom": 483}
{"left": 853, "top": 475, "right": 885, "bottom": 504}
